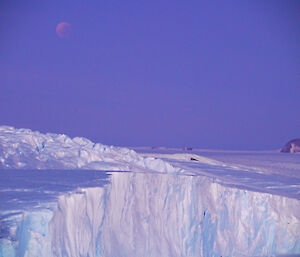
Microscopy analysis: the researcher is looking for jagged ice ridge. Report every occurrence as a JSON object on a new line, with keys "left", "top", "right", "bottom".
{"left": 0, "top": 126, "right": 180, "bottom": 173}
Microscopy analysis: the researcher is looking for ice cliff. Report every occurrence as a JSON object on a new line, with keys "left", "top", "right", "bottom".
{"left": 1, "top": 172, "right": 300, "bottom": 257}
{"left": 49, "top": 173, "right": 300, "bottom": 257}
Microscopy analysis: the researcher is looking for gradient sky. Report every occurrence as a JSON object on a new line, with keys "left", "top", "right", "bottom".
{"left": 1, "top": 0, "right": 299, "bottom": 150}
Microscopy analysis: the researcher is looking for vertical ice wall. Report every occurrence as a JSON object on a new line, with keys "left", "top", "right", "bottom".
{"left": 1, "top": 172, "right": 300, "bottom": 257}
{"left": 50, "top": 187, "right": 107, "bottom": 257}
{"left": 48, "top": 173, "right": 300, "bottom": 257}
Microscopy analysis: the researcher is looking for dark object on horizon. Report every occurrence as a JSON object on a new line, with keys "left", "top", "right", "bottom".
{"left": 190, "top": 157, "right": 198, "bottom": 161}
{"left": 183, "top": 147, "right": 193, "bottom": 151}
{"left": 281, "top": 139, "right": 300, "bottom": 153}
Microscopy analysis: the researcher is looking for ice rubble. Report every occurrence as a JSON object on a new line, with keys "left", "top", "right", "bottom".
{"left": 0, "top": 126, "right": 180, "bottom": 173}
{"left": 0, "top": 126, "right": 300, "bottom": 256}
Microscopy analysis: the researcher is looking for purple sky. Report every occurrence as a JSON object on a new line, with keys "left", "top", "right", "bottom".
{"left": 1, "top": 1, "right": 299, "bottom": 150}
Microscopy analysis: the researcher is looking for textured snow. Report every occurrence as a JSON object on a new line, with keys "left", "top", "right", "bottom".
{"left": 0, "top": 126, "right": 300, "bottom": 256}
{"left": 0, "top": 126, "right": 180, "bottom": 173}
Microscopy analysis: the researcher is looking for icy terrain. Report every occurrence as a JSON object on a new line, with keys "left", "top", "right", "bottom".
{"left": 0, "top": 126, "right": 179, "bottom": 173}
{"left": 0, "top": 126, "right": 300, "bottom": 256}
{"left": 136, "top": 150, "right": 300, "bottom": 200}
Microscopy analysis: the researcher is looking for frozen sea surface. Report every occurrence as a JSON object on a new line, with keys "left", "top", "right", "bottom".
{"left": 0, "top": 127, "right": 300, "bottom": 256}
{"left": 0, "top": 170, "right": 110, "bottom": 233}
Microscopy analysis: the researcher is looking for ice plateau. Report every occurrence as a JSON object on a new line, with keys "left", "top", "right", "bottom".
{"left": 0, "top": 126, "right": 300, "bottom": 257}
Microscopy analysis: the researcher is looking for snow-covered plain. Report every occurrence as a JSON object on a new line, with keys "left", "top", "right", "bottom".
{"left": 0, "top": 126, "right": 300, "bottom": 256}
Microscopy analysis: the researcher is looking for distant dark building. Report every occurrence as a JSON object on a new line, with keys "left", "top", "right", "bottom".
{"left": 183, "top": 147, "right": 193, "bottom": 151}
{"left": 281, "top": 139, "right": 300, "bottom": 153}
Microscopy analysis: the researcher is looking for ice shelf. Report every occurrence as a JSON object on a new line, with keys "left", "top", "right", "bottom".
{"left": 0, "top": 126, "right": 300, "bottom": 256}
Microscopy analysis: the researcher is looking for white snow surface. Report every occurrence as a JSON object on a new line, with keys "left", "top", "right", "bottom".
{"left": 0, "top": 126, "right": 300, "bottom": 257}
{"left": 136, "top": 151, "right": 300, "bottom": 200}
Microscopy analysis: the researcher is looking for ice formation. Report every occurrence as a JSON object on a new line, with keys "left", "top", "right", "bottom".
{"left": 1, "top": 172, "right": 300, "bottom": 257}
{"left": 0, "top": 126, "right": 300, "bottom": 256}
{"left": 0, "top": 126, "right": 180, "bottom": 173}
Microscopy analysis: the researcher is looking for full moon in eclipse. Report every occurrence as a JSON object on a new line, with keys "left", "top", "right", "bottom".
{"left": 56, "top": 22, "right": 72, "bottom": 39}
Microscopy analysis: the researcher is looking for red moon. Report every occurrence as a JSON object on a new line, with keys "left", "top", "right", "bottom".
{"left": 56, "top": 22, "right": 72, "bottom": 38}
